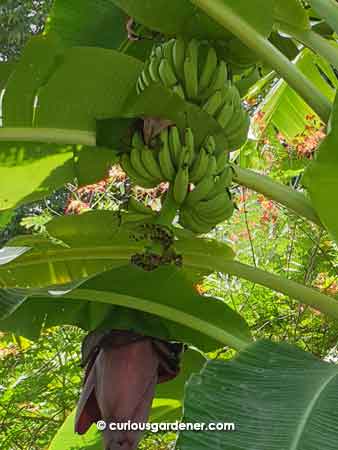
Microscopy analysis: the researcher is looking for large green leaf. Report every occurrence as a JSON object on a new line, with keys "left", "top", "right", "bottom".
{"left": 111, "top": 0, "right": 274, "bottom": 39}
{"left": 0, "top": 142, "right": 117, "bottom": 210}
{"left": 2, "top": 35, "right": 64, "bottom": 127}
{"left": 35, "top": 47, "right": 142, "bottom": 131}
{"left": 178, "top": 340, "right": 338, "bottom": 450}
{"left": 1, "top": 36, "right": 143, "bottom": 130}
{"left": 0, "top": 264, "right": 250, "bottom": 351}
{"left": 304, "top": 93, "right": 338, "bottom": 243}
{"left": 0, "top": 211, "right": 235, "bottom": 290}
{"left": 274, "top": 0, "right": 310, "bottom": 31}
{"left": 257, "top": 49, "right": 337, "bottom": 140}
{"left": 48, "top": 409, "right": 103, "bottom": 450}
{"left": 46, "top": 0, "right": 153, "bottom": 60}
{"left": 0, "top": 211, "right": 144, "bottom": 289}
{"left": 46, "top": 0, "right": 127, "bottom": 49}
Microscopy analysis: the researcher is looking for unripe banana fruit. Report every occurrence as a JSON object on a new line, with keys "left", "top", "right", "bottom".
{"left": 136, "top": 38, "right": 249, "bottom": 151}
{"left": 121, "top": 124, "right": 234, "bottom": 234}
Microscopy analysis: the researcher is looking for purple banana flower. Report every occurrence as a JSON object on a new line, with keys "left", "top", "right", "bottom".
{"left": 75, "top": 330, "right": 183, "bottom": 450}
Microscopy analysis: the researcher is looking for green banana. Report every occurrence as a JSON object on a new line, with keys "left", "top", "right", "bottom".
{"left": 172, "top": 37, "right": 186, "bottom": 79}
{"left": 128, "top": 197, "right": 155, "bottom": 216}
{"left": 199, "top": 46, "right": 218, "bottom": 93}
{"left": 137, "top": 76, "right": 146, "bottom": 93}
{"left": 168, "top": 126, "right": 182, "bottom": 168}
{"left": 204, "top": 166, "right": 233, "bottom": 200}
{"left": 173, "top": 165, "right": 189, "bottom": 205}
{"left": 172, "top": 84, "right": 185, "bottom": 99}
{"left": 184, "top": 128, "right": 195, "bottom": 166}
{"left": 216, "top": 101, "right": 234, "bottom": 129}
{"left": 154, "top": 45, "right": 163, "bottom": 59}
{"left": 130, "top": 147, "right": 155, "bottom": 181}
{"left": 163, "top": 39, "right": 175, "bottom": 67}
{"left": 185, "top": 128, "right": 194, "bottom": 154}
{"left": 148, "top": 57, "right": 161, "bottom": 83}
{"left": 215, "top": 151, "right": 227, "bottom": 174}
{"left": 204, "top": 135, "right": 216, "bottom": 154}
{"left": 189, "top": 147, "right": 208, "bottom": 184}
{"left": 201, "top": 60, "right": 227, "bottom": 99}
{"left": 180, "top": 208, "right": 212, "bottom": 234}
{"left": 202, "top": 90, "right": 224, "bottom": 116}
{"left": 141, "top": 147, "right": 164, "bottom": 180}
{"left": 158, "top": 129, "right": 176, "bottom": 181}
{"left": 226, "top": 108, "right": 249, "bottom": 136}
{"left": 121, "top": 154, "right": 158, "bottom": 189}
{"left": 183, "top": 41, "right": 199, "bottom": 100}
{"left": 226, "top": 110, "right": 250, "bottom": 149}
{"left": 197, "top": 201, "right": 234, "bottom": 225}
{"left": 223, "top": 83, "right": 240, "bottom": 106}
{"left": 197, "top": 192, "right": 232, "bottom": 216}
{"left": 140, "top": 68, "right": 150, "bottom": 88}
{"left": 206, "top": 154, "right": 217, "bottom": 176}
{"left": 185, "top": 175, "right": 214, "bottom": 206}
{"left": 159, "top": 58, "right": 178, "bottom": 88}
{"left": 132, "top": 131, "right": 144, "bottom": 149}
{"left": 178, "top": 146, "right": 193, "bottom": 169}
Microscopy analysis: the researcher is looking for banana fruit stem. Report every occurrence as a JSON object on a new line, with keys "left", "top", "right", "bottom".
{"left": 221, "top": 260, "right": 338, "bottom": 319}
{"left": 178, "top": 250, "right": 338, "bottom": 319}
{"left": 232, "top": 165, "right": 322, "bottom": 227}
{"left": 155, "top": 188, "right": 178, "bottom": 226}
{"left": 190, "top": 0, "right": 332, "bottom": 122}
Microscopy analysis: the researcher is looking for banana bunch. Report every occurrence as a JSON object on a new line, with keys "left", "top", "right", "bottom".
{"left": 121, "top": 125, "right": 235, "bottom": 234}
{"left": 179, "top": 165, "right": 234, "bottom": 234}
{"left": 137, "top": 38, "right": 250, "bottom": 150}
{"left": 120, "top": 131, "right": 165, "bottom": 189}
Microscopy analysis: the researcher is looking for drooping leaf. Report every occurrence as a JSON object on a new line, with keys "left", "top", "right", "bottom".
{"left": 0, "top": 211, "right": 143, "bottom": 289}
{"left": 178, "top": 340, "right": 338, "bottom": 450}
{"left": 0, "top": 142, "right": 118, "bottom": 210}
{"left": 304, "top": 92, "right": 338, "bottom": 243}
{"left": 111, "top": 0, "right": 274, "bottom": 39}
{"left": 0, "top": 262, "right": 250, "bottom": 351}
{"left": 0, "top": 211, "right": 236, "bottom": 291}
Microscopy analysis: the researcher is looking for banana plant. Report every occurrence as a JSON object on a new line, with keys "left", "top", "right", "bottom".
{"left": 1, "top": 0, "right": 338, "bottom": 449}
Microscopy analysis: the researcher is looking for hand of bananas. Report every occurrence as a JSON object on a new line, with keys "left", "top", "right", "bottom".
{"left": 137, "top": 37, "right": 250, "bottom": 150}
{"left": 121, "top": 126, "right": 235, "bottom": 234}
